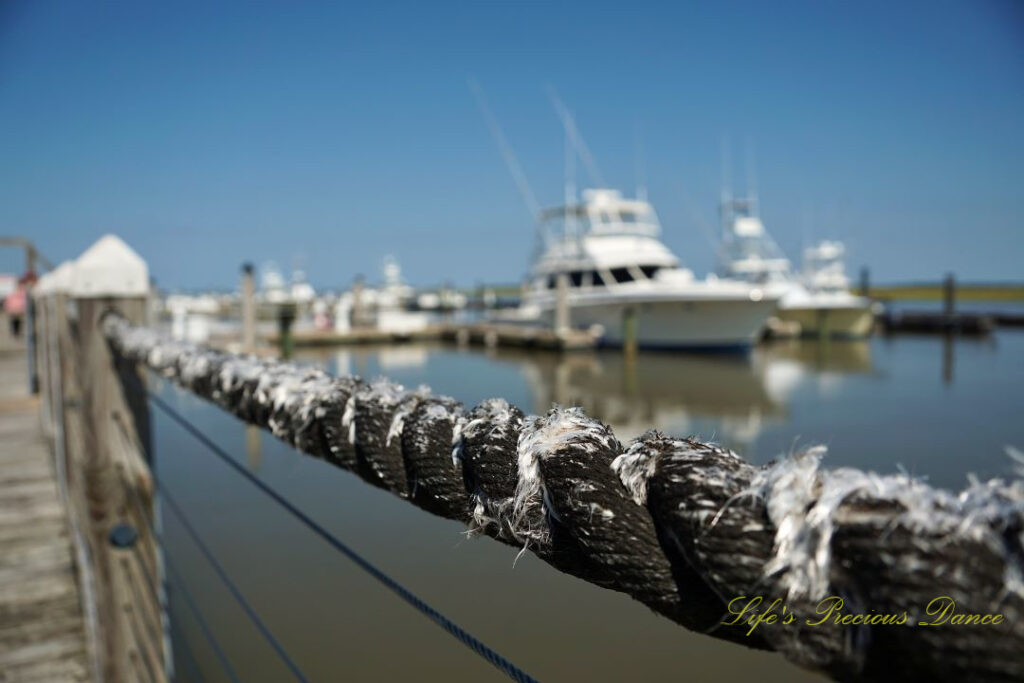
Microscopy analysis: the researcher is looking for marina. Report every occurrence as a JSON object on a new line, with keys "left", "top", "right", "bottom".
{"left": 7, "top": 234, "right": 1021, "bottom": 682}
{"left": 2, "top": 3, "right": 1023, "bottom": 682}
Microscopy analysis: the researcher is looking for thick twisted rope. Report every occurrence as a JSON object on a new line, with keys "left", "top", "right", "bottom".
{"left": 103, "top": 315, "right": 1024, "bottom": 682}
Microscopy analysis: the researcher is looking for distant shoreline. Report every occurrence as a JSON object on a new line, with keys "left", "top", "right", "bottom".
{"left": 862, "top": 284, "right": 1024, "bottom": 301}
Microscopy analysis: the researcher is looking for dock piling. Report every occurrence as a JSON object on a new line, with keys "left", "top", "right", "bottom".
{"left": 944, "top": 272, "right": 956, "bottom": 318}
{"left": 31, "top": 234, "right": 172, "bottom": 682}
{"left": 623, "top": 306, "right": 638, "bottom": 361}
{"left": 277, "top": 302, "right": 296, "bottom": 359}
{"left": 554, "top": 273, "right": 570, "bottom": 336}
{"left": 352, "top": 275, "right": 366, "bottom": 328}
{"left": 241, "top": 262, "right": 256, "bottom": 353}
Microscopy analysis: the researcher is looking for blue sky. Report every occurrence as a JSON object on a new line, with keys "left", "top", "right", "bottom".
{"left": 1, "top": 1, "right": 1021, "bottom": 289}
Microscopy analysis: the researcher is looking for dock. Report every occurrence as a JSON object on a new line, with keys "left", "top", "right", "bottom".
{"left": 224, "top": 321, "right": 601, "bottom": 352}
{"left": 877, "top": 310, "right": 996, "bottom": 335}
{"left": 0, "top": 334, "right": 91, "bottom": 682}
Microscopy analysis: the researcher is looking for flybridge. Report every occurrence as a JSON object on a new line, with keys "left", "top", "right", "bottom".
{"left": 538, "top": 188, "right": 661, "bottom": 242}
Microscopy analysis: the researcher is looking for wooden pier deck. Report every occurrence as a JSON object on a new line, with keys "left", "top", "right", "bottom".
{"left": 0, "top": 336, "right": 91, "bottom": 682}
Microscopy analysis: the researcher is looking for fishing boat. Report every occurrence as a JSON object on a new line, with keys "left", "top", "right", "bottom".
{"left": 495, "top": 188, "right": 780, "bottom": 351}
{"left": 718, "top": 196, "right": 875, "bottom": 338}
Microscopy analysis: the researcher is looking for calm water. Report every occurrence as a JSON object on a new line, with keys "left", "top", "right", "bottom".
{"left": 157, "top": 329, "right": 1024, "bottom": 682}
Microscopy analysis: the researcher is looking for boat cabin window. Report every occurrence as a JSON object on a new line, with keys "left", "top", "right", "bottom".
{"left": 544, "top": 270, "right": 609, "bottom": 289}
{"left": 619, "top": 210, "right": 638, "bottom": 223}
{"left": 639, "top": 265, "right": 660, "bottom": 279}
{"left": 610, "top": 267, "right": 634, "bottom": 284}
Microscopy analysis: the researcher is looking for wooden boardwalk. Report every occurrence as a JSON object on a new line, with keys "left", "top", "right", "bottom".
{"left": 0, "top": 335, "right": 91, "bottom": 682}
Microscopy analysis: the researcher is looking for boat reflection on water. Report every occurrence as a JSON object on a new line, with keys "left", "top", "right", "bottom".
{"left": 494, "top": 340, "right": 874, "bottom": 454}
{"left": 305, "top": 338, "right": 874, "bottom": 458}
{"left": 754, "top": 339, "right": 876, "bottom": 403}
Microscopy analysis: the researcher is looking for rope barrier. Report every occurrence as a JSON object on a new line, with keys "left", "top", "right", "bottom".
{"left": 105, "top": 316, "right": 1024, "bottom": 682}
{"left": 150, "top": 391, "right": 540, "bottom": 683}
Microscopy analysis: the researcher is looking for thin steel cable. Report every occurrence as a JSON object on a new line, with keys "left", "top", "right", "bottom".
{"left": 170, "top": 616, "right": 206, "bottom": 683}
{"left": 116, "top": 463, "right": 174, "bottom": 681}
{"left": 150, "top": 390, "right": 540, "bottom": 683}
{"left": 164, "top": 554, "right": 240, "bottom": 683}
{"left": 121, "top": 454, "right": 235, "bottom": 683}
{"left": 159, "top": 482, "right": 309, "bottom": 682}
{"left": 117, "top": 425, "right": 303, "bottom": 682}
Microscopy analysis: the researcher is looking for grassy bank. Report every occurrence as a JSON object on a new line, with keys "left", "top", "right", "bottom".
{"left": 861, "top": 284, "right": 1024, "bottom": 301}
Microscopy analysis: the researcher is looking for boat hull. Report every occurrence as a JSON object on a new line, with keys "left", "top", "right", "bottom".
{"left": 538, "top": 296, "right": 777, "bottom": 350}
{"left": 776, "top": 304, "right": 875, "bottom": 338}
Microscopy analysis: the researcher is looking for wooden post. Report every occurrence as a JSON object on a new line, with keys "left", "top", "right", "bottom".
{"left": 26, "top": 288, "right": 40, "bottom": 394}
{"left": 277, "top": 302, "right": 296, "bottom": 359}
{"left": 555, "top": 273, "right": 570, "bottom": 336}
{"left": 33, "top": 284, "right": 52, "bottom": 430}
{"left": 241, "top": 262, "right": 256, "bottom": 353}
{"left": 623, "top": 306, "right": 638, "bottom": 361}
{"left": 48, "top": 271, "right": 105, "bottom": 682}
{"left": 859, "top": 266, "right": 870, "bottom": 298}
{"left": 944, "top": 273, "right": 956, "bottom": 318}
{"left": 352, "top": 275, "right": 365, "bottom": 329}
{"left": 69, "top": 235, "right": 165, "bottom": 682}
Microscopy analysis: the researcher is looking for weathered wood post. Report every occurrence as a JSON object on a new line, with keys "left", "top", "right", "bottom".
{"left": 23, "top": 244, "right": 41, "bottom": 394}
{"left": 38, "top": 260, "right": 107, "bottom": 681}
{"left": 33, "top": 275, "right": 52, "bottom": 430}
{"left": 622, "top": 306, "right": 638, "bottom": 361}
{"left": 26, "top": 284, "right": 40, "bottom": 394}
{"left": 352, "top": 275, "right": 365, "bottom": 329}
{"left": 241, "top": 262, "right": 256, "bottom": 353}
{"left": 69, "top": 235, "right": 165, "bottom": 682}
{"left": 554, "top": 273, "right": 570, "bottom": 337}
{"left": 943, "top": 272, "right": 956, "bottom": 318}
{"left": 277, "top": 302, "right": 296, "bottom": 359}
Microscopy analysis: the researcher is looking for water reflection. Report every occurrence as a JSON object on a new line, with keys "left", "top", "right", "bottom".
{"left": 169, "top": 333, "right": 1020, "bottom": 682}
{"left": 295, "top": 332, "right": 1022, "bottom": 486}
{"left": 245, "top": 424, "right": 262, "bottom": 472}
{"left": 488, "top": 340, "right": 875, "bottom": 454}
{"left": 378, "top": 345, "right": 430, "bottom": 370}
{"left": 754, "top": 339, "right": 876, "bottom": 402}
{"left": 516, "top": 352, "right": 778, "bottom": 450}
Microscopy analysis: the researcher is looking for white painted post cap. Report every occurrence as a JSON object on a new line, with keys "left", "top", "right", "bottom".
{"left": 49, "top": 261, "right": 76, "bottom": 294}
{"left": 34, "top": 272, "right": 52, "bottom": 296}
{"left": 70, "top": 235, "right": 149, "bottom": 298}
{"left": 35, "top": 260, "right": 78, "bottom": 297}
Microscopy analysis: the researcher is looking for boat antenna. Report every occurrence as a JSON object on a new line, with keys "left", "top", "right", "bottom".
{"left": 468, "top": 78, "right": 542, "bottom": 218}
{"left": 546, "top": 84, "right": 606, "bottom": 188}
{"left": 635, "top": 122, "right": 647, "bottom": 201}
{"left": 564, "top": 108, "right": 576, "bottom": 241}
{"left": 745, "top": 136, "right": 758, "bottom": 209}
{"left": 678, "top": 186, "right": 720, "bottom": 251}
{"left": 803, "top": 202, "right": 814, "bottom": 256}
{"left": 720, "top": 134, "right": 732, "bottom": 237}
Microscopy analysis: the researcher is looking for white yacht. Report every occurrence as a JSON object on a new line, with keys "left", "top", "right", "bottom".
{"left": 498, "top": 189, "right": 780, "bottom": 351}
{"left": 333, "top": 255, "right": 432, "bottom": 334}
{"left": 718, "top": 196, "right": 874, "bottom": 338}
